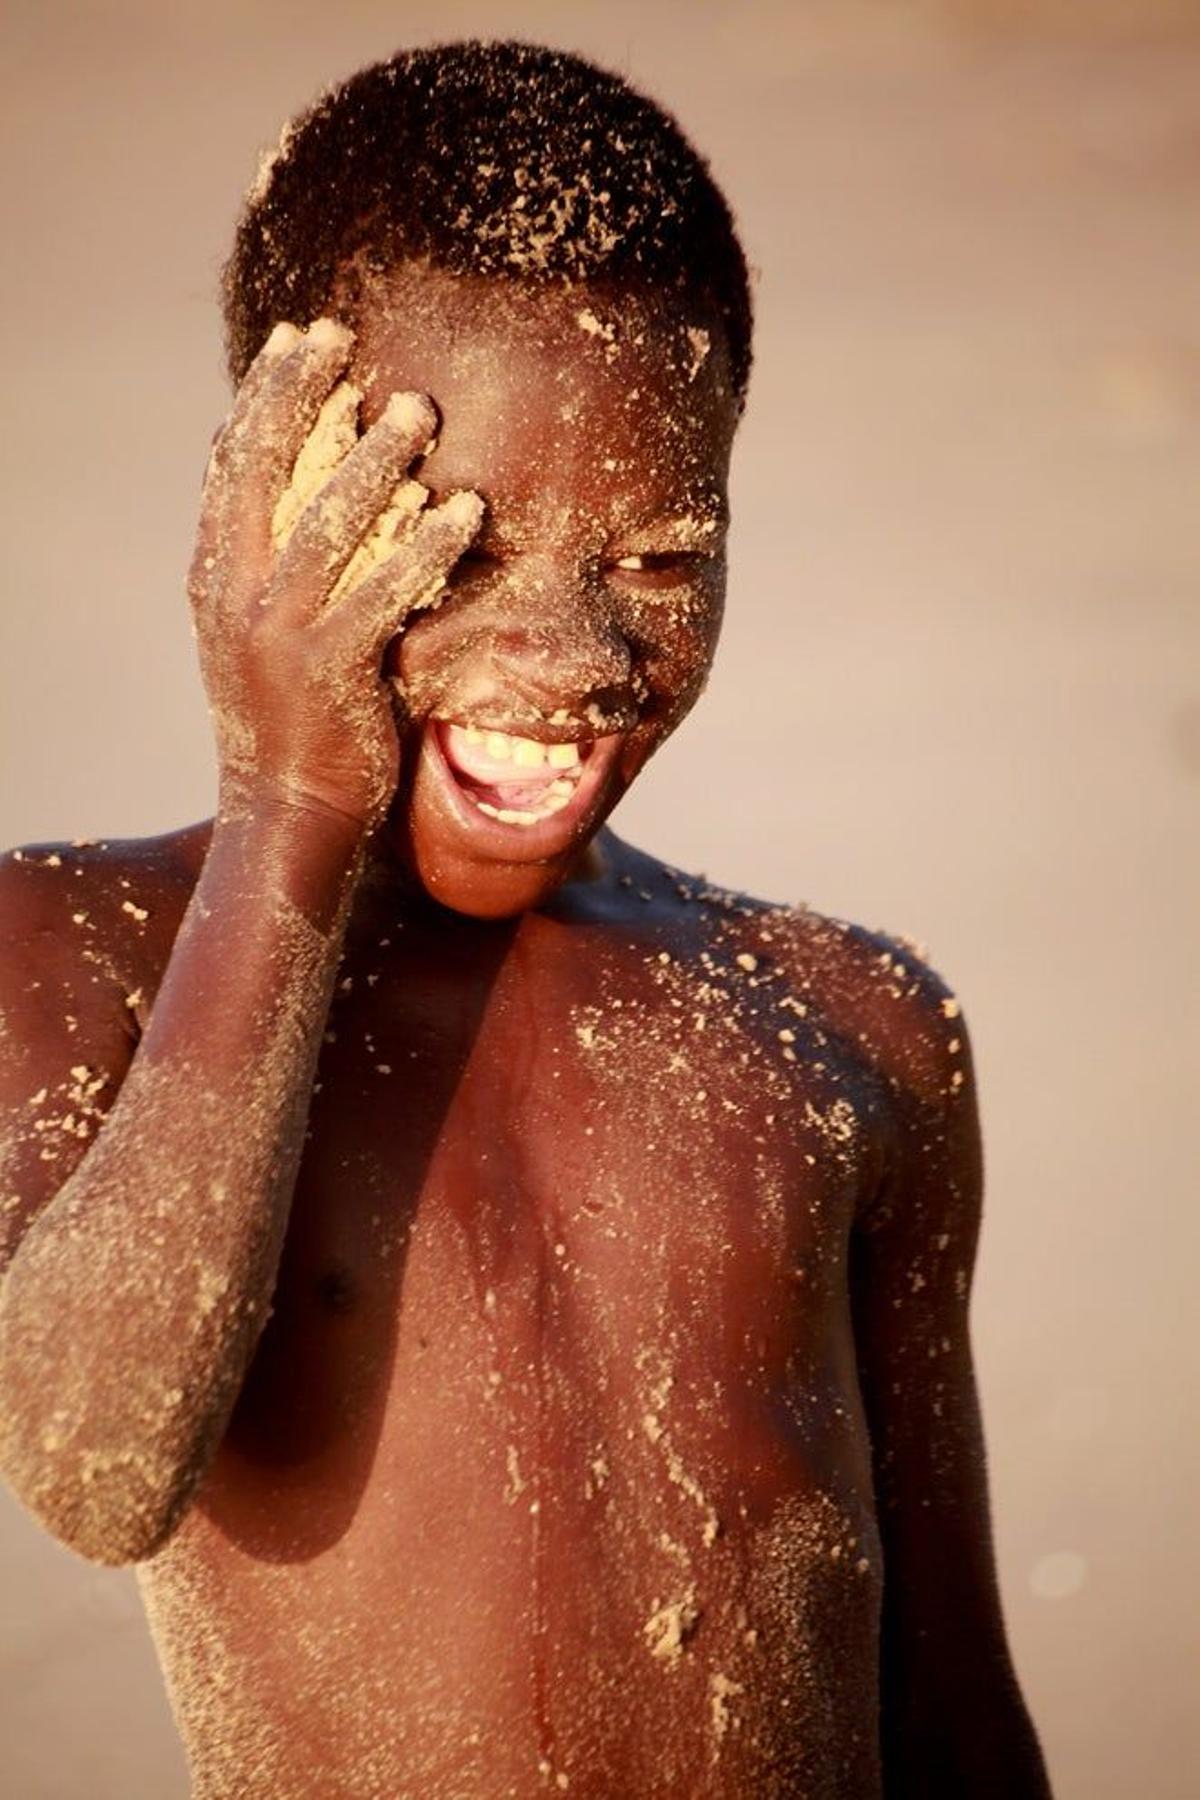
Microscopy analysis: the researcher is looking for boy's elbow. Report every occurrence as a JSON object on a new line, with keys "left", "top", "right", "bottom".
{"left": 0, "top": 1424, "right": 193, "bottom": 1566}
{"left": 41, "top": 1491, "right": 186, "bottom": 1569}
{"left": 0, "top": 1252, "right": 202, "bottom": 1566}
{"left": 0, "top": 1319, "right": 197, "bottom": 1566}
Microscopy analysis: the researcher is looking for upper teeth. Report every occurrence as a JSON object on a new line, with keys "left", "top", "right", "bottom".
{"left": 462, "top": 727, "right": 581, "bottom": 769}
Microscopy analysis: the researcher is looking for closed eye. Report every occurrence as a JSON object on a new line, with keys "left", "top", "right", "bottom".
{"left": 449, "top": 548, "right": 714, "bottom": 588}
{"left": 606, "top": 552, "right": 712, "bottom": 589}
{"left": 449, "top": 546, "right": 504, "bottom": 578}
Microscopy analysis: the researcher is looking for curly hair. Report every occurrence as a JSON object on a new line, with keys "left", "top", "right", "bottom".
{"left": 221, "top": 39, "right": 753, "bottom": 404}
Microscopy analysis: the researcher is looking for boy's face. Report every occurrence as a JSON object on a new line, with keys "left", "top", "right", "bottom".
{"left": 348, "top": 264, "right": 738, "bottom": 917}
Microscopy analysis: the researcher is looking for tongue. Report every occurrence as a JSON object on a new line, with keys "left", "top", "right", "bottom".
{"left": 475, "top": 777, "right": 558, "bottom": 807}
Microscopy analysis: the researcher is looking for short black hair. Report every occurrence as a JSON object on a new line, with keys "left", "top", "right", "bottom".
{"left": 221, "top": 39, "right": 753, "bottom": 404}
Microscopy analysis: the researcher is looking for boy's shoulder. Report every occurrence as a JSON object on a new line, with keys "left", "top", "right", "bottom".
{"left": 655, "top": 856, "right": 969, "bottom": 1112}
{"left": 0, "top": 821, "right": 210, "bottom": 1012}
{"left": 0, "top": 825, "right": 210, "bottom": 1266}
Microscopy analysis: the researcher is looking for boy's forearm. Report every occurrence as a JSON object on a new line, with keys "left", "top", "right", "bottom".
{"left": 0, "top": 798, "right": 366, "bottom": 1565}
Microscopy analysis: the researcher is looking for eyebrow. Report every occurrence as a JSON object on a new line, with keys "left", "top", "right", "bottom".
{"left": 430, "top": 485, "right": 729, "bottom": 552}
{"left": 626, "top": 498, "right": 730, "bottom": 540}
{"left": 636, "top": 490, "right": 731, "bottom": 530}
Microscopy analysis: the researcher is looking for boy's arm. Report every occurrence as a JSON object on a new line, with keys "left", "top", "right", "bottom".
{"left": 849, "top": 994, "right": 1052, "bottom": 1799}
{"left": 0, "top": 807, "right": 365, "bottom": 1566}
{"left": 0, "top": 319, "right": 481, "bottom": 1569}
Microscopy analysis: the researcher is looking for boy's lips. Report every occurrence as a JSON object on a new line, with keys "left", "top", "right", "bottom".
{"left": 419, "top": 718, "right": 625, "bottom": 858}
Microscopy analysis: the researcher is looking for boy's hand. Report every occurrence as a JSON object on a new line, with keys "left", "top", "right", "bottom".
{"left": 190, "top": 317, "right": 482, "bottom": 833}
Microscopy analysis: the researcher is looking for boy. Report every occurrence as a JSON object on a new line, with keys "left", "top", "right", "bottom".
{"left": 0, "top": 41, "right": 1050, "bottom": 1799}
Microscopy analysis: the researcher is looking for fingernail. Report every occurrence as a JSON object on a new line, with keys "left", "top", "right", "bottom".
{"left": 382, "top": 391, "right": 436, "bottom": 436}
{"left": 304, "top": 316, "right": 354, "bottom": 352}
{"left": 263, "top": 321, "right": 302, "bottom": 358}
{"left": 440, "top": 490, "right": 484, "bottom": 527}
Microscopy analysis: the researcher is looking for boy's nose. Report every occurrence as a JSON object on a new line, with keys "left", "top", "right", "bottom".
{"left": 473, "top": 610, "right": 636, "bottom": 730}
{"left": 401, "top": 582, "right": 637, "bottom": 728}
{"left": 485, "top": 611, "right": 631, "bottom": 696}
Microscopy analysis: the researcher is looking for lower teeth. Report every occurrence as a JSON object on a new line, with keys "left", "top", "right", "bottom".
{"left": 475, "top": 793, "right": 574, "bottom": 826}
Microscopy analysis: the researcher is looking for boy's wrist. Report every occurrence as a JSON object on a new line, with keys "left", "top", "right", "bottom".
{"left": 216, "top": 774, "right": 373, "bottom": 847}
{"left": 212, "top": 774, "right": 372, "bottom": 930}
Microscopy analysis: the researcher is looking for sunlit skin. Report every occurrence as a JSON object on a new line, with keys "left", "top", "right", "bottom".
{"left": 0, "top": 271, "right": 1050, "bottom": 1796}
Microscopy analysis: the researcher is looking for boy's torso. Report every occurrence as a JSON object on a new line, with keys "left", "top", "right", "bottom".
{"left": 45, "top": 824, "right": 908, "bottom": 1797}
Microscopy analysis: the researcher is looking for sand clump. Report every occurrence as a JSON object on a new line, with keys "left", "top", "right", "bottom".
{"left": 709, "top": 1670, "right": 745, "bottom": 1755}
{"left": 643, "top": 1586, "right": 700, "bottom": 1662}
{"left": 270, "top": 380, "right": 433, "bottom": 599}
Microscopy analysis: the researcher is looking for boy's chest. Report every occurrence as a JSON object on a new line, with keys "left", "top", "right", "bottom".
{"left": 210, "top": 921, "right": 891, "bottom": 1535}
{"left": 153, "top": 918, "right": 889, "bottom": 1799}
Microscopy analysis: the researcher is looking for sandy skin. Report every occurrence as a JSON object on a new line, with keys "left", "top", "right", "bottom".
{"left": 0, "top": 275, "right": 1049, "bottom": 1797}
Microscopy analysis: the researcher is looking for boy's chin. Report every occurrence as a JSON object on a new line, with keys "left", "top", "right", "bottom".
{"left": 410, "top": 844, "right": 595, "bottom": 919}
{"left": 382, "top": 813, "right": 606, "bottom": 918}
{"left": 369, "top": 768, "right": 604, "bottom": 921}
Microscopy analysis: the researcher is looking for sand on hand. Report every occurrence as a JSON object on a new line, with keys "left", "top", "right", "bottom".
{"left": 270, "top": 378, "right": 430, "bottom": 600}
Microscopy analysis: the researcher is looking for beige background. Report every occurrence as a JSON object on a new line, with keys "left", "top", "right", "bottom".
{"left": 2, "top": 1, "right": 1197, "bottom": 1795}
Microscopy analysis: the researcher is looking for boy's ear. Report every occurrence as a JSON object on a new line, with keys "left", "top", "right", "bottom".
{"left": 328, "top": 243, "right": 377, "bottom": 324}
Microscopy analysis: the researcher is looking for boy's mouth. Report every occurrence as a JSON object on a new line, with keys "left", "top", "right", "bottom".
{"left": 437, "top": 721, "right": 589, "bottom": 825}
{"left": 420, "top": 717, "right": 626, "bottom": 858}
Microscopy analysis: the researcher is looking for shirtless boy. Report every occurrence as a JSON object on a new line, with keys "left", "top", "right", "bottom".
{"left": 0, "top": 41, "right": 1050, "bottom": 1800}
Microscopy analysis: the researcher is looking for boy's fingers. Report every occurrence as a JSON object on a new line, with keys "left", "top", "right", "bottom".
{"left": 226, "top": 321, "right": 305, "bottom": 427}
{"left": 203, "top": 319, "right": 354, "bottom": 568}
{"left": 318, "top": 490, "right": 485, "bottom": 662}
{"left": 202, "top": 321, "right": 305, "bottom": 498}
{"left": 272, "top": 391, "right": 439, "bottom": 615}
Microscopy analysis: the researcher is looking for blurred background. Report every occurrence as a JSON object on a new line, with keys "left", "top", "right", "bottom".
{"left": 2, "top": 1, "right": 1197, "bottom": 1795}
